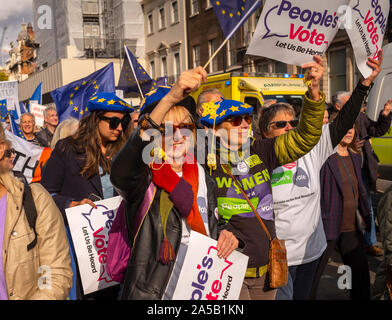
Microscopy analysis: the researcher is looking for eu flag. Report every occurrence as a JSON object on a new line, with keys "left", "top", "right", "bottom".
{"left": 51, "top": 63, "right": 115, "bottom": 122}
{"left": 0, "top": 100, "right": 8, "bottom": 122}
{"left": 9, "top": 112, "right": 25, "bottom": 139}
{"left": 19, "top": 102, "right": 27, "bottom": 115}
{"left": 212, "top": 0, "right": 261, "bottom": 38}
{"left": 30, "top": 82, "right": 42, "bottom": 105}
{"left": 117, "top": 45, "right": 157, "bottom": 96}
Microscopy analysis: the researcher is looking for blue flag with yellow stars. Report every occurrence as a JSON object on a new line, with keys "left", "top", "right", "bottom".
{"left": 51, "top": 63, "right": 116, "bottom": 122}
{"left": 9, "top": 112, "right": 25, "bottom": 139}
{"left": 117, "top": 46, "right": 167, "bottom": 95}
{"left": 212, "top": 0, "right": 261, "bottom": 38}
{"left": 0, "top": 100, "right": 8, "bottom": 122}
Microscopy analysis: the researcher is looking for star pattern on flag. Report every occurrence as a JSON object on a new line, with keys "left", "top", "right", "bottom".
{"left": 68, "top": 79, "right": 99, "bottom": 118}
{"left": 215, "top": 0, "right": 246, "bottom": 18}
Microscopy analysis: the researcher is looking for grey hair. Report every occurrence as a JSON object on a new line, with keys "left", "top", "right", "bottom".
{"left": 197, "top": 88, "right": 224, "bottom": 109}
{"left": 259, "top": 102, "right": 296, "bottom": 137}
{"left": 21, "top": 112, "right": 36, "bottom": 123}
{"left": 332, "top": 91, "right": 351, "bottom": 108}
{"left": 43, "top": 106, "right": 58, "bottom": 118}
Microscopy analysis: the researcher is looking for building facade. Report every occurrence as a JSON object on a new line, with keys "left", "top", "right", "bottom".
{"left": 141, "top": 0, "right": 188, "bottom": 84}
{"left": 186, "top": 0, "right": 245, "bottom": 75}
{"left": 32, "top": 0, "right": 145, "bottom": 69}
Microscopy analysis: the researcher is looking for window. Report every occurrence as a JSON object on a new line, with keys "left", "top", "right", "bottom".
{"left": 174, "top": 52, "right": 181, "bottom": 80}
{"left": 159, "top": 7, "right": 165, "bottom": 29}
{"left": 161, "top": 56, "right": 168, "bottom": 77}
{"left": 147, "top": 13, "right": 154, "bottom": 34}
{"left": 275, "top": 62, "right": 287, "bottom": 73}
{"left": 227, "top": 37, "right": 237, "bottom": 67}
{"left": 171, "top": 1, "right": 179, "bottom": 23}
{"left": 208, "top": 39, "right": 218, "bottom": 73}
{"left": 329, "top": 49, "right": 347, "bottom": 96}
{"left": 190, "top": 0, "right": 199, "bottom": 16}
{"left": 256, "top": 62, "right": 269, "bottom": 73}
{"left": 193, "top": 45, "right": 200, "bottom": 68}
{"left": 205, "top": 0, "right": 212, "bottom": 9}
{"left": 150, "top": 60, "right": 155, "bottom": 78}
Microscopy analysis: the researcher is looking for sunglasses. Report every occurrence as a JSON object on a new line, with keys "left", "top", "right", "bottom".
{"left": 161, "top": 123, "right": 196, "bottom": 137}
{"left": 0, "top": 148, "right": 15, "bottom": 161}
{"left": 269, "top": 120, "right": 299, "bottom": 129}
{"left": 98, "top": 114, "right": 131, "bottom": 130}
{"left": 225, "top": 114, "right": 253, "bottom": 127}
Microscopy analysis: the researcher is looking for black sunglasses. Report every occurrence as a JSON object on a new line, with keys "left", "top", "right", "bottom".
{"left": 0, "top": 148, "right": 15, "bottom": 161}
{"left": 98, "top": 114, "right": 131, "bottom": 130}
{"left": 269, "top": 120, "right": 299, "bottom": 129}
{"left": 225, "top": 114, "right": 253, "bottom": 127}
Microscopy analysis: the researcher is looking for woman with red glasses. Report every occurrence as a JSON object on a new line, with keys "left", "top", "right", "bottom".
{"left": 258, "top": 53, "right": 383, "bottom": 300}
{"left": 110, "top": 76, "right": 239, "bottom": 300}
{"left": 41, "top": 92, "right": 133, "bottom": 300}
{"left": 198, "top": 55, "right": 326, "bottom": 300}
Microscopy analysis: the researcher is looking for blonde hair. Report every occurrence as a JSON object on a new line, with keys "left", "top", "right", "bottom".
{"left": 51, "top": 118, "right": 80, "bottom": 149}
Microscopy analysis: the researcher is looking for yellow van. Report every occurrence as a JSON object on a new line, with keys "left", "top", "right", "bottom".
{"left": 191, "top": 72, "right": 308, "bottom": 113}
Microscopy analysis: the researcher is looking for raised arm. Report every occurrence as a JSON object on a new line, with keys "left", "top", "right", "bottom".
{"left": 273, "top": 55, "right": 325, "bottom": 165}
{"left": 329, "top": 51, "right": 383, "bottom": 148}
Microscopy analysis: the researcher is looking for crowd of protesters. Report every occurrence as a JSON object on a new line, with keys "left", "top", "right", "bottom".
{"left": 0, "top": 51, "right": 392, "bottom": 301}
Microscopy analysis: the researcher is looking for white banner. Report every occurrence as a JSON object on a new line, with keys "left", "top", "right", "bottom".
{"left": 66, "top": 197, "right": 123, "bottom": 295}
{"left": 346, "top": 0, "right": 390, "bottom": 78}
{"left": 5, "top": 130, "right": 51, "bottom": 183}
{"left": 0, "top": 80, "right": 19, "bottom": 113}
{"left": 30, "top": 102, "right": 46, "bottom": 127}
{"left": 247, "top": 0, "right": 349, "bottom": 66}
{"left": 366, "top": 42, "right": 392, "bottom": 121}
{"left": 171, "top": 231, "right": 249, "bottom": 300}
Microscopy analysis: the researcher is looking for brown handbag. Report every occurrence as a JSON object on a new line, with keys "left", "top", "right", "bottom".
{"left": 221, "top": 164, "right": 288, "bottom": 288}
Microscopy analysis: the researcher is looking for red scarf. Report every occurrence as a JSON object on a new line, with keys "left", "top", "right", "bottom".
{"left": 151, "top": 154, "right": 207, "bottom": 236}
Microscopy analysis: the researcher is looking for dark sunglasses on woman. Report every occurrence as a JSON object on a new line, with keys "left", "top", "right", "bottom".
{"left": 98, "top": 114, "right": 131, "bottom": 130}
{"left": 161, "top": 123, "right": 196, "bottom": 137}
{"left": 225, "top": 114, "right": 253, "bottom": 127}
{"left": 269, "top": 120, "right": 299, "bottom": 129}
{"left": 0, "top": 148, "right": 15, "bottom": 161}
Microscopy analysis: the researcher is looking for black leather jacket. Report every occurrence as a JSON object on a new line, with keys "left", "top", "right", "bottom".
{"left": 110, "top": 130, "right": 222, "bottom": 300}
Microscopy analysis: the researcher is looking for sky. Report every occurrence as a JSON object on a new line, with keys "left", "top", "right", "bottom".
{"left": 0, "top": 0, "right": 34, "bottom": 66}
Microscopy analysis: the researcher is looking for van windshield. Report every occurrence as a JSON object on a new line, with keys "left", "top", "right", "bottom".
{"left": 264, "top": 95, "right": 304, "bottom": 117}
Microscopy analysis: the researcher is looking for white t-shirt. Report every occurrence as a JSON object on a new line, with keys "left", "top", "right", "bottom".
{"left": 272, "top": 125, "right": 336, "bottom": 266}
{"left": 163, "top": 163, "right": 210, "bottom": 299}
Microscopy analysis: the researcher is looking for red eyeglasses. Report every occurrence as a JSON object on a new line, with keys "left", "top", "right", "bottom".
{"left": 225, "top": 115, "right": 253, "bottom": 127}
{"left": 161, "top": 123, "right": 196, "bottom": 137}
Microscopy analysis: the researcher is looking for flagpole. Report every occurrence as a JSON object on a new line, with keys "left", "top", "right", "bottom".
{"left": 203, "top": 0, "right": 261, "bottom": 70}
{"left": 124, "top": 44, "right": 145, "bottom": 100}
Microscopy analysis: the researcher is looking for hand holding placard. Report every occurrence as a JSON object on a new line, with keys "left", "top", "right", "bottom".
{"left": 301, "top": 55, "right": 324, "bottom": 101}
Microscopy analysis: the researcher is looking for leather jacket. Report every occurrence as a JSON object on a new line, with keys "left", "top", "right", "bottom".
{"left": 111, "top": 131, "right": 221, "bottom": 300}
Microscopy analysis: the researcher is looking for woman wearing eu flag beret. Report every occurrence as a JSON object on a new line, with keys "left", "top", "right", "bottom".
{"left": 197, "top": 55, "right": 326, "bottom": 300}
{"left": 110, "top": 69, "right": 240, "bottom": 300}
{"left": 41, "top": 92, "right": 133, "bottom": 300}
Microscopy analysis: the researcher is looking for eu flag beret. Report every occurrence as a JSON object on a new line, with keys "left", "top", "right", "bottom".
{"left": 87, "top": 92, "right": 134, "bottom": 113}
{"left": 200, "top": 99, "right": 253, "bottom": 127}
{"left": 140, "top": 86, "right": 197, "bottom": 118}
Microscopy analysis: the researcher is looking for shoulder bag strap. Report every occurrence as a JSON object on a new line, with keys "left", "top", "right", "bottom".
{"left": 23, "top": 183, "right": 38, "bottom": 251}
{"left": 221, "top": 163, "right": 272, "bottom": 241}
